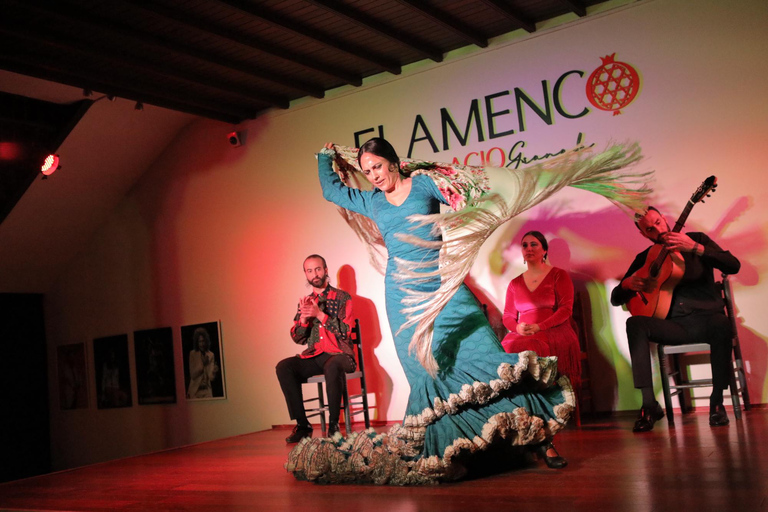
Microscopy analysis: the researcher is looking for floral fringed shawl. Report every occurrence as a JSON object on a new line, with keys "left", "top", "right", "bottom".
{"left": 325, "top": 143, "right": 651, "bottom": 376}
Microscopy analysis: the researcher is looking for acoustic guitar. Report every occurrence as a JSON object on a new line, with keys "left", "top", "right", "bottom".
{"left": 627, "top": 176, "right": 718, "bottom": 318}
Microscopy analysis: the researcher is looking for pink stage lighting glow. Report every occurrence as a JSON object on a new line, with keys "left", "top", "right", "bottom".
{"left": 41, "top": 154, "right": 61, "bottom": 176}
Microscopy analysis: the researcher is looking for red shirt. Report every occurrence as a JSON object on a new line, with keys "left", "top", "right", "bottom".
{"left": 290, "top": 286, "right": 354, "bottom": 360}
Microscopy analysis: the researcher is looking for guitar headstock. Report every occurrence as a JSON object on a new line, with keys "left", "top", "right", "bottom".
{"left": 691, "top": 175, "right": 717, "bottom": 203}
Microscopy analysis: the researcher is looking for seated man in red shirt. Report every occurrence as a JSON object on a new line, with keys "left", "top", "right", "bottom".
{"left": 276, "top": 254, "right": 356, "bottom": 443}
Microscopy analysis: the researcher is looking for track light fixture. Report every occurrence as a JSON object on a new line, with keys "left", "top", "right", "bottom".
{"left": 134, "top": 101, "right": 144, "bottom": 111}
{"left": 41, "top": 154, "right": 61, "bottom": 178}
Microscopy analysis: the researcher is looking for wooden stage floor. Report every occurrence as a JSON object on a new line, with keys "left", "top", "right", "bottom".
{"left": 1, "top": 409, "right": 767, "bottom": 512}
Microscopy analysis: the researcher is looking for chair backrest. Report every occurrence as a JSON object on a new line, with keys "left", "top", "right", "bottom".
{"left": 349, "top": 319, "right": 364, "bottom": 373}
{"left": 571, "top": 290, "right": 589, "bottom": 353}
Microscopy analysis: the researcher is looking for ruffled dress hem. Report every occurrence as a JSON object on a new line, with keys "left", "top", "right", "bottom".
{"left": 285, "top": 352, "right": 575, "bottom": 485}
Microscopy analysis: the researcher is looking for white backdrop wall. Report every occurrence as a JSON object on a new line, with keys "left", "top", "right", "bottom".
{"left": 46, "top": 0, "right": 768, "bottom": 470}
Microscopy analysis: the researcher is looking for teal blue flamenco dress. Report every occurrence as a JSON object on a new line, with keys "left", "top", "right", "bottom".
{"left": 285, "top": 144, "right": 650, "bottom": 485}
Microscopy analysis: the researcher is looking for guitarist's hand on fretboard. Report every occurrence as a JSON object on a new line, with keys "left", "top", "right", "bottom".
{"left": 659, "top": 232, "right": 699, "bottom": 253}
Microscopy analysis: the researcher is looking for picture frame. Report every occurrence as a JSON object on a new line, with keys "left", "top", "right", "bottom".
{"left": 181, "top": 321, "right": 226, "bottom": 400}
{"left": 133, "top": 327, "right": 177, "bottom": 405}
{"left": 93, "top": 334, "right": 133, "bottom": 409}
{"left": 57, "top": 343, "right": 88, "bottom": 410}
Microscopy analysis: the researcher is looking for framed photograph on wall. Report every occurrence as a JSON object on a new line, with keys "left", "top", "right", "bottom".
{"left": 181, "top": 321, "right": 226, "bottom": 400}
{"left": 134, "top": 327, "right": 177, "bottom": 405}
{"left": 93, "top": 334, "right": 133, "bottom": 409}
{"left": 57, "top": 343, "right": 89, "bottom": 410}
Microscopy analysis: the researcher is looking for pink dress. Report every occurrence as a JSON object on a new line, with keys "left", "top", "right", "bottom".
{"left": 501, "top": 267, "right": 581, "bottom": 391}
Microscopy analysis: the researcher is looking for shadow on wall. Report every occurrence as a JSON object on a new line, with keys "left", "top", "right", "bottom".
{"left": 337, "top": 264, "right": 391, "bottom": 422}
{"left": 548, "top": 237, "right": 621, "bottom": 413}
{"left": 709, "top": 196, "right": 767, "bottom": 404}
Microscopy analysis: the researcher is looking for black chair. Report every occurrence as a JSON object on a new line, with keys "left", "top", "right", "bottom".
{"left": 571, "top": 290, "right": 593, "bottom": 426}
{"left": 658, "top": 274, "right": 751, "bottom": 425}
{"left": 303, "top": 319, "right": 371, "bottom": 435}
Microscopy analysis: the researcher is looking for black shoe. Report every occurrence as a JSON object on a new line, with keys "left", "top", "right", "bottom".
{"left": 327, "top": 423, "right": 340, "bottom": 437}
{"left": 709, "top": 405, "right": 730, "bottom": 427}
{"left": 536, "top": 442, "right": 568, "bottom": 469}
{"left": 633, "top": 401, "right": 665, "bottom": 432}
{"left": 285, "top": 424, "right": 313, "bottom": 443}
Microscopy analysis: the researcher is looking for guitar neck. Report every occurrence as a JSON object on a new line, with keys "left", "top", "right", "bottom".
{"left": 646, "top": 176, "right": 716, "bottom": 280}
{"left": 650, "top": 200, "right": 694, "bottom": 276}
{"left": 671, "top": 200, "right": 695, "bottom": 233}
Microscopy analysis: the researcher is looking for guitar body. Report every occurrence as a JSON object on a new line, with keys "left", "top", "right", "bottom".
{"left": 627, "top": 244, "right": 686, "bottom": 318}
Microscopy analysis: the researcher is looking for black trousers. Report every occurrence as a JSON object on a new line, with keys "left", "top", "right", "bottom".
{"left": 275, "top": 353, "right": 355, "bottom": 425}
{"left": 626, "top": 312, "right": 732, "bottom": 393}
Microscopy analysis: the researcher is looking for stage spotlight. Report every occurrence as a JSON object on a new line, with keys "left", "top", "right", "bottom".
{"left": 134, "top": 101, "right": 144, "bottom": 111}
{"left": 41, "top": 154, "right": 61, "bottom": 177}
{"left": 227, "top": 131, "right": 242, "bottom": 147}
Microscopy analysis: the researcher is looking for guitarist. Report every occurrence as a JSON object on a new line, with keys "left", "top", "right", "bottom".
{"left": 611, "top": 206, "right": 740, "bottom": 432}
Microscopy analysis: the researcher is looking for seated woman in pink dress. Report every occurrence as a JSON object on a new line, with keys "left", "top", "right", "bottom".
{"left": 501, "top": 231, "right": 581, "bottom": 393}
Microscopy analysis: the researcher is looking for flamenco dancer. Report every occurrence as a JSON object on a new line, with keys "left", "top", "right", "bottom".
{"left": 286, "top": 138, "right": 649, "bottom": 484}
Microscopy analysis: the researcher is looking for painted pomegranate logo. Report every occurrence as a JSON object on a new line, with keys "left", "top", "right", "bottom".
{"left": 586, "top": 53, "right": 640, "bottom": 115}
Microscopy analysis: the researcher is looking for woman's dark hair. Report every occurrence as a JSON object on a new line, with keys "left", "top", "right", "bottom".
{"left": 521, "top": 230, "right": 549, "bottom": 260}
{"left": 192, "top": 327, "right": 211, "bottom": 352}
{"left": 357, "top": 137, "right": 400, "bottom": 170}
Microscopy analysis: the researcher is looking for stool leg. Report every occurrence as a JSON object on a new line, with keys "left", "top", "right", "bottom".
{"left": 316, "top": 382, "right": 326, "bottom": 435}
{"left": 659, "top": 346, "right": 674, "bottom": 426}
{"left": 361, "top": 388, "right": 371, "bottom": 429}
{"left": 729, "top": 357, "right": 743, "bottom": 420}
{"left": 342, "top": 381, "right": 352, "bottom": 435}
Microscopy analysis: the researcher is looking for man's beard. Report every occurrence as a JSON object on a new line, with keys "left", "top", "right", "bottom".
{"left": 308, "top": 276, "right": 327, "bottom": 287}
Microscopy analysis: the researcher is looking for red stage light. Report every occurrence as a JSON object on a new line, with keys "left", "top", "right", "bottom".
{"left": 0, "top": 142, "right": 22, "bottom": 160}
{"left": 41, "top": 154, "right": 61, "bottom": 176}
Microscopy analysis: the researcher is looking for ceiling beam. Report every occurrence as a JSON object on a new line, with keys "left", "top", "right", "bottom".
{"left": 555, "top": 0, "right": 587, "bottom": 17}
{"left": 213, "top": 0, "right": 401, "bottom": 75}
{"left": 477, "top": 0, "right": 536, "bottom": 33}
{"left": 0, "top": 18, "right": 292, "bottom": 110}
{"left": 122, "top": 0, "right": 361, "bottom": 87}
{"left": 394, "top": 0, "right": 488, "bottom": 48}
{"left": 0, "top": 57, "right": 251, "bottom": 124}
{"left": 306, "top": 0, "right": 444, "bottom": 63}
{"left": 13, "top": 0, "right": 346, "bottom": 94}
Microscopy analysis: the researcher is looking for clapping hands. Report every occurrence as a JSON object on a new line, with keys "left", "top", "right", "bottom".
{"left": 299, "top": 296, "right": 321, "bottom": 323}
